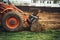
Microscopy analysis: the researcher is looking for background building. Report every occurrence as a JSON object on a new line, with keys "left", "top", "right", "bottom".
{"left": 2, "top": 0, "right": 60, "bottom": 7}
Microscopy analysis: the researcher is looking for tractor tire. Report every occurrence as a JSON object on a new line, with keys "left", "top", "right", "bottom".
{"left": 31, "top": 21, "right": 42, "bottom": 32}
{"left": 2, "top": 11, "right": 23, "bottom": 31}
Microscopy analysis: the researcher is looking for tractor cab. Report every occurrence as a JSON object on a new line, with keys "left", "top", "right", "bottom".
{"left": 0, "top": 0, "right": 11, "bottom": 5}
{"left": 0, "top": 0, "right": 3, "bottom": 2}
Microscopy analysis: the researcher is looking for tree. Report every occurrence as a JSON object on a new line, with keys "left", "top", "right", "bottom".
{"left": 33, "top": 0, "right": 38, "bottom": 3}
{"left": 54, "top": 0, "right": 60, "bottom": 3}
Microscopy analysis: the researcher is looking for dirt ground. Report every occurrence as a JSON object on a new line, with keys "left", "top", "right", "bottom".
{"left": 24, "top": 11, "right": 60, "bottom": 31}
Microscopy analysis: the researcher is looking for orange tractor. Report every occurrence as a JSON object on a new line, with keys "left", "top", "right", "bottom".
{"left": 0, "top": 0, "right": 41, "bottom": 32}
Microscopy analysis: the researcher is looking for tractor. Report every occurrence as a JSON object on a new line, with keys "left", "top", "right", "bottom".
{"left": 0, "top": 0, "right": 41, "bottom": 32}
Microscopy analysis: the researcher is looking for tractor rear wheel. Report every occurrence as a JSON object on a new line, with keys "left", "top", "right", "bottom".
{"left": 2, "top": 11, "right": 23, "bottom": 31}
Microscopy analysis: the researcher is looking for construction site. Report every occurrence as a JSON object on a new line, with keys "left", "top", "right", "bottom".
{"left": 0, "top": 0, "right": 60, "bottom": 40}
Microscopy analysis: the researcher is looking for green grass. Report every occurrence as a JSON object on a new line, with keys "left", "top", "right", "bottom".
{"left": 0, "top": 30, "right": 60, "bottom": 40}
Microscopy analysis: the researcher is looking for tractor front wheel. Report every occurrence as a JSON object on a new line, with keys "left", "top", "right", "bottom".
{"left": 2, "top": 11, "right": 23, "bottom": 31}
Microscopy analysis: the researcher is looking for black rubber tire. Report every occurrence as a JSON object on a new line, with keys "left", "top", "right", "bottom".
{"left": 2, "top": 11, "right": 23, "bottom": 31}
{"left": 31, "top": 21, "right": 42, "bottom": 32}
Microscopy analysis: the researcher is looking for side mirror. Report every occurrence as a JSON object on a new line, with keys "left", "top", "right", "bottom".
{"left": 4, "top": 1, "right": 7, "bottom": 3}
{"left": 0, "top": 0, "right": 3, "bottom": 2}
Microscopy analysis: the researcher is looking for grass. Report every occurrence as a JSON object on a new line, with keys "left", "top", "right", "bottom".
{"left": 0, "top": 30, "right": 60, "bottom": 40}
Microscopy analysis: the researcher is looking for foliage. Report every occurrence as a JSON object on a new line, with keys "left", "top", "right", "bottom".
{"left": 0, "top": 30, "right": 60, "bottom": 40}
{"left": 54, "top": 0, "right": 60, "bottom": 3}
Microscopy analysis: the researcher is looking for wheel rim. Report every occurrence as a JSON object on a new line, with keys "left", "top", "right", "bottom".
{"left": 6, "top": 17, "right": 19, "bottom": 29}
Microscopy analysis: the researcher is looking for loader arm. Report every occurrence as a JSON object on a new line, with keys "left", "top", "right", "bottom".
{"left": 0, "top": 0, "right": 24, "bottom": 14}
